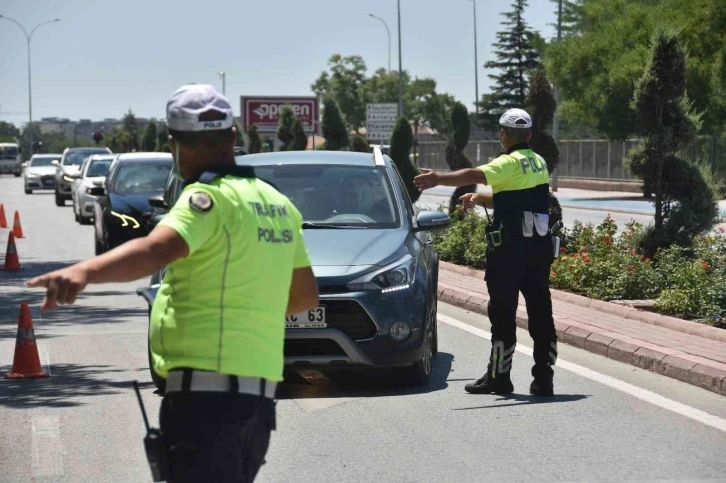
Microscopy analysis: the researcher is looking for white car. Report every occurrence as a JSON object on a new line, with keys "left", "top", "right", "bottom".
{"left": 71, "top": 153, "right": 115, "bottom": 225}
{"left": 23, "top": 154, "right": 62, "bottom": 193}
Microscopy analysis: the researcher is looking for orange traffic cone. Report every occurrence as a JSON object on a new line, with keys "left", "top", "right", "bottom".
{"left": 5, "top": 303, "right": 48, "bottom": 379}
{"left": 1, "top": 232, "right": 21, "bottom": 271}
{"left": 0, "top": 204, "right": 7, "bottom": 228}
{"left": 12, "top": 211, "right": 23, "bottom": 238}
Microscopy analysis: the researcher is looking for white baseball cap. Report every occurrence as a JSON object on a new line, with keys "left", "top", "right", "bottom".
{"left": 499, "top": 108, "right": 532, "bottom": 129}
{"left": 166, "top": 84, "right": 234, "bottom": 132}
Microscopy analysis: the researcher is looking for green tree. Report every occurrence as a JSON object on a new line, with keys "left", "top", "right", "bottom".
{"left": 157, "top": 122, "right": 168, "bottom": 151}
{"left": 0, "top": 121, "right": 20, "bottom": 142}
{"left": 321, "top": 96, "right": 349, "bottom": 151}
{"left": 277, "top": 105, "right": 296, "bottom": 150}
{"left": 122, "top": 110, "right": 140, "bottom": 151}
{"left": 546, "top": 0, "right": 726, "bottom": 141}
{"left": 351, "top": 134, "right": 370, "bottom": 153}
{"left": 444, "top": 102, "right": 476, "bottom": 214}
{"left": 389, "top": 116, "right": 420, "bottom": 203}
{"left": 625, "top": 31, "right": 719, "bottom": 256}
{"left": 234, "top": 119, "right": 245, "bottom": 147}
{"left": 290, "top": 118, "right": 309, "bottom": 151}
{"left": 142, "top": 119, "right": 158, "bottom": 152}
{"left": 312, "top": 54, "right": 368, "bottom": 131}
{"left": 478, "top": 0, "right": 542, "bottom": 130}
{"left": 247, "top": 125, "right": 262, "bottom": 154}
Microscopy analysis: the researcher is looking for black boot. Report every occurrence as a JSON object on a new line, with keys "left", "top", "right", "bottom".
{"left": 530, "top": 365, "right": 554, "bottom": 396}
{"left": 465, "top": 370, "right": 514, "bottom": 394}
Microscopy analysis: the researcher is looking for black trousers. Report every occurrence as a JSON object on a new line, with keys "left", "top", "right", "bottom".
{"left": 484, "top": 234, "right": 557, "bottom": 379}
{"left": 159, "top": 392, "right": 276, "bottom": 483}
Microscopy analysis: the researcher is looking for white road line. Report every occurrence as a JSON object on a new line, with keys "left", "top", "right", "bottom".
{"left": 438, "top": 313, "right": 726, "bottom": 434}
{"left": 31, "top": 415, "right": 64, "bottom": 478}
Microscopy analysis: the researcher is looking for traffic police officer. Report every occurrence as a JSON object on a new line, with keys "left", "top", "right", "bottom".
{"left": 413, "top": 108, "right": 557, "bottom": 397}
{"left": 28, "top": 84, "right": 319, "bottom": 481}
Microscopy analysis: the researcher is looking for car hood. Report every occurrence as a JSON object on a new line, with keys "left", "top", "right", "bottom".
{"left": 26, "top": 166, "right": 56, "bottom": 175}
{"left": 304, "top": 228, "right": 409, "bottom": 279}
{"left": 109, "top": 192, "right": 156, "bottom": 217}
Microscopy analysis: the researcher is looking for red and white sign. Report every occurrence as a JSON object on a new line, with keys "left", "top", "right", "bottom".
{"left": 241, "top": 96, "right": 319, "bottom": 134}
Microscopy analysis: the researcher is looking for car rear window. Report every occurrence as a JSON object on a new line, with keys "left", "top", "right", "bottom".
{"left": 112, "top": 162, "right": 172, "bottom": 195}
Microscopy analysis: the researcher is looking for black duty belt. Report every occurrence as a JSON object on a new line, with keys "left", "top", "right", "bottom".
{"left": 165, "top": 369, "right": 277, "bottom": 399}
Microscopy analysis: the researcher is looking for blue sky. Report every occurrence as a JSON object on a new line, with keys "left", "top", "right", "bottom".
{"left": 0, "top": 0, "right": 555, "bottom": 126}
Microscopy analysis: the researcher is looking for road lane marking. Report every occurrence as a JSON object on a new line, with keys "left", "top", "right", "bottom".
{"left": 438, "top": 314, "right": 726, "bottom": 434}
{"left": 31, "top": 415, "right": 64, "bottom": 477}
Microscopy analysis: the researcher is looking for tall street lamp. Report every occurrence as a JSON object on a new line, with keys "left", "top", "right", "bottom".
{"left": 397, "top": 0, "right": 404, "bottom": 119}
{"left": 551, "top": 0, "right": 562, "bottom": 192}
{"left": 368, "top": 13, "right": 391, "bottom": 73}
{"left": 469, "top": 0, "right": 479, "bottom": 115}
{"left": 218, "top": 71, "right": 226, "bottom": 95}
{"left": 0, "top": 15, "right": 60, "bottom": 159}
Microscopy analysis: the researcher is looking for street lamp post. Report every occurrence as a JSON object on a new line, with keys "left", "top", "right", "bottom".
{"left": 469, "top": 0, "right": 479, "bottom": 115}
{"left": 367, "top": 14, "right": 391, "bottom": 73}
{"left": 397, "top": 0, "right": 404, "bottom": 119}
{"left": 0, "top": 15, "right": 60, "bottom": 160}
{"left": 551, "top": 0, "right": 562, "bottom": 192}
{"left": 218, "top": 71, "right": 226, "bottom": 95}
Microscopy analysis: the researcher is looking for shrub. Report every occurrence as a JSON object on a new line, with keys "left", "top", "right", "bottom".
{"left": 445, "top": 102, "right": 476, "bottom": 214}
{"left": 247, "top": 125, "right": 262, "bottom": 154}
{"left": 432, "top": 206, "right": 489, "bottom": 269}
{"left": 276, "top": 105, "right": 296, "bottom": 150}
{"left": 290, "top": 119, "right": 308, "bottom": 151}
{"left": 321, "top": 97, "right": 349, "bottom": 151}
{"left": 389, "top": 116, "right": 420, "bottom": 203}
{"left": 351, "top": 134, "right": 370, "bottom": 153}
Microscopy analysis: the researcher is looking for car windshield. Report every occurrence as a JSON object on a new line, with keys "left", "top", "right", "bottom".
{"left": 87, "top": 159, "right": 112, "bottom": 177}
{"left": 64, "top": 150, "right": 107, "bottom": 166}
{"left": 113, "top": 162, "right": 171, "bottom": 195}
{"left": 254, "top": 164, "right": 400, "bottom": 228}
{"left": 30, "top": 157, "right": 58, "bottom": 167}
{"left": 0, "top": 146, "right": 19, "bottom": 159}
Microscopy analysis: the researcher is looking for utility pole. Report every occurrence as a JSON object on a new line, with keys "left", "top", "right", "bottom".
{"left": 551, "top": 0, "right": 563, "bottom": 192}
{"left": 397, "top": 0, "right": 404, "bottom": 119}
{"left": 218, "top": 71, "right": 226, "bottom": 95}
{"left": 470, "top": 0, "right": 479, "bottom": 114}
{"left": 0, "top": 15, "right": 60, "bottom": 160}
{"left": 368, "top": 14, "right": 391, "bottom": 73}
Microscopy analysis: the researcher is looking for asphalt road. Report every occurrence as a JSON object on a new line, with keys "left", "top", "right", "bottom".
{"left": 1, "top": 176, "right": 725, "bottom": 483}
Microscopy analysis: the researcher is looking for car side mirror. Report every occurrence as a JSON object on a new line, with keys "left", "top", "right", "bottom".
{"left": 413, "top": 210, "right": 450, "bottom": 232}
{"left": 51, "top": 160, "right": 59, "bottom": 166}
{"left": 147, "top": 213, "right": 166, "bottom": 230}
{"left": 20, "top": 162, "right": 28, "bottom": 169}
{"left": 87, "top": 186, "right": 105, "bottom": 196}
{"left": 148, "top": 195, "right": 168, "bottom": 209}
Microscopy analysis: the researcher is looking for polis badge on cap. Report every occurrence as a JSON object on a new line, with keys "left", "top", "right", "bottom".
{"left": 189, "top": 191, "right": 213, "bottom": 213}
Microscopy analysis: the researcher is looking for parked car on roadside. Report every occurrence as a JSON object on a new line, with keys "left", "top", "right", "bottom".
{"left": 91, "top": 152, "right": 172, "bottom": 254}
{"left": 71, "top": 154, "right": 115, "bottom": 224}
{"left": 136, "top": 146, "right": 450, "bottom": 392}
{"left": 22, "top": 154, "right": 62, "bottom": 193}
{"left": 54, "top": 146, "right": 112, "bottom": 206}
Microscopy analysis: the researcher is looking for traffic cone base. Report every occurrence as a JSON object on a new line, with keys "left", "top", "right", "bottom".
{"left": 0, "top": 203, "right": 7, "bottom": 228}
{"left": 5, "top": 304, "right": 48, "bottom": 379}
{"left": 1, "top": 232, "right": 22, "bottom": 271}
{"left": 12, "top": 211, "right": 24, "bottom": 238}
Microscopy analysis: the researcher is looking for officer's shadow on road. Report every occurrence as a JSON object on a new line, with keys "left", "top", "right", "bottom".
{"left": 277, "top": 352, "right": 455, "bottom": 400}
{"left": 0, "top": 363, "right": 154, "bottom": 409}
{"left": 453, "top": 392, "right": 589, "bottom": 410}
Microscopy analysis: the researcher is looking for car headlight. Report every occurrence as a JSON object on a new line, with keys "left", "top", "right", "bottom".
{"left": 347, "top": 255, "right": 416, "bottom": 293}
{"left": 110, "top": 211, "right": 141, "bottom": 229}
{"left": 27, "top": 173, "right": 39, "bottom": 178}
{"left": 63, "top": 175, "right": 74, "bottom": 182}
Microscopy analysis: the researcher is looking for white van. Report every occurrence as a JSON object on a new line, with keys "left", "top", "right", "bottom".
{"left": 0, "top": 142, "right": 22, "bottom": 177}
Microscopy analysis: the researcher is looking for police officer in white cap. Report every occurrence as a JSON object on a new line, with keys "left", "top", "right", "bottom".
{"left": 414, "top": 108, "right": 557, "bottom": 396}
{"left": 27, "top": 83, "right": 319, "bottom": 481}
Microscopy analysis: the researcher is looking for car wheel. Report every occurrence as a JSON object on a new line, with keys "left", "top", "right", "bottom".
{"left": 94, "top": 237, "right": 104, "bottom": 255}
{"left": 80, "top": 215, "right": 92, "bottom": 226}
{"left": 55, "top": 190, "right": 64, "bottom": 206}
{"left": 24, "top": 188, "right": 32, "bottom": 194}
{"left": 393, "top": 323, "right": 434, "bottom": 387}
{"left": 74, "top": 209, "right": 81, "bottom": 223}
{"left": 13, "top": 173, "right": 20, "bottom": 178}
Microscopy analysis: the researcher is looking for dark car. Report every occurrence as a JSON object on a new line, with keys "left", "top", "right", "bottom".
{"left": 136, "top": 147, "right": 450, "bottom": 391}
{"left": 54, "top": 146, "right": 113, "bottom": 206}
{"left": 91, "top": 152, "right": 172, "bottom": 255}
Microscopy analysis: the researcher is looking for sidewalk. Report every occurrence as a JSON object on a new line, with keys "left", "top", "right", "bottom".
{"left": 437, "top": 261, "right": 726, "bottom": 396}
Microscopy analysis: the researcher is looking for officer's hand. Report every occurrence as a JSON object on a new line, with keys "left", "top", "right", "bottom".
{"left": 413, "top": 169, "right": 439, "bottom": 191}
{"left": 459, "top": 193, "right": 478, "bottom": 211}
{"left": 26, "top": 266, "right": 89, "bottom": 311}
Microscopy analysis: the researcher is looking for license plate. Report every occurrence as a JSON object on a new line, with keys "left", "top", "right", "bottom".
{"left": 286, "top": 307, "right": 326, "bottom": 329}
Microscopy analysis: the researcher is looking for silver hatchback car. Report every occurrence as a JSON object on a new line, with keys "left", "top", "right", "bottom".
{"left": 71, "top": 154, "right": 115, "bottom": 224}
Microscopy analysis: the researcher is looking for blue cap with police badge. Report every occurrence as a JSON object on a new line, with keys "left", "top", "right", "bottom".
{"left": 166, "top": 84, "right": 234, "bottom": 132}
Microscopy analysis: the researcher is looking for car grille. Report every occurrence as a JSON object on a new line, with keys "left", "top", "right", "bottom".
{"left": 41, "top": 175, "right": 55, "bottom": 185}
{"left": 285, "top": 339, "right": 345, "bottom": 357}
{"left": 322, "top": 300, "right": 377, "bottom": 340}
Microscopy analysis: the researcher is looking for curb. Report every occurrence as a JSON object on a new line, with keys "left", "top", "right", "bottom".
{"left": 436, "top": 285, "right": 726, "bottom": 396}
{"left": 439, "top": 262, "right": 726, "bottom": 344}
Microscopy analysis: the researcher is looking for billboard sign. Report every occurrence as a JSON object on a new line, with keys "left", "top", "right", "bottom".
{"left": 366, "top": 103, "right": 397, "bottom": 142}
{"left": 241, "top": 96, "right": 319, "bottom": 134}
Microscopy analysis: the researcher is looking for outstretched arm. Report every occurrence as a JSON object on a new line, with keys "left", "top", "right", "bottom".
{"left": 413, "top": 168, "right": 487, "bottom": 191}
